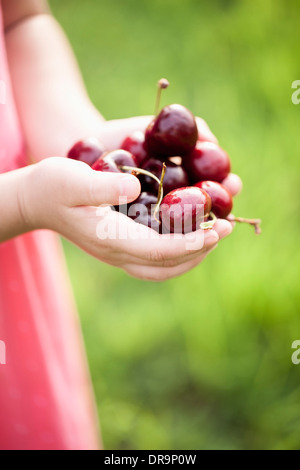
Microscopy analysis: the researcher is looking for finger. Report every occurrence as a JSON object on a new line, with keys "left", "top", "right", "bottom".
{"left": 44, "top": 158, "right": 141, "bottom": 207}
{"left": 222, "top": 173, "right": 243, "bottom": 197}
{"left": 100, "top": 232, "right": 220, "bottom": 274}
{"left": 196, "top": 117, "right": 218, "bottom": 144}
{"left": 98, "top": 238, "right": 219, "bottom": 268}
{"left": 95, "top": 210, "right": 219, "bottom": 261}
{"left": 123, "top": 250, "right": 214, "bottom": 282}
{"left": 213, "top": 218, "right": 233, "bottom": 239}
{"left": 71, "top": 165, "right": 141, "bottom": 206}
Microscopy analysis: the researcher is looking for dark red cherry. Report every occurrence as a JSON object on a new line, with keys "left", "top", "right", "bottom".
{"left": 92, "top": 149, "right": 137, "bottom": 173}
{"left": 121, "top": 131, "right": 147, "bottom": 165}
{"left": 144, "top": 104, "right": 198, "bottom": 158}
{"left": 128, "top": 192, "right": 161, "bottom": 233}
{"left": 67, "top": 137, "right": 106, "bottom": 166}
{"left": 183, "top": 142, "right": 231, "bottom": 183}
{"left": 195, "top": 181, "right": 233, "bottom": 218}
{"left": 139, "top": 158, "right": 189, "bottom": 195}
{"left": 160, "top": 186, "right": 212, "bottom": 234}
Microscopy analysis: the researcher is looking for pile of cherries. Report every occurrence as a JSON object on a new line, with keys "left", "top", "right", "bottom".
{"left": 67, "top": 79, "right": 261, "bottom": 235}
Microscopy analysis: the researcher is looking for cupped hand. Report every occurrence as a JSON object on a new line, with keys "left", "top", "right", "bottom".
{"left": 20, "top": 114, "right": 242, "bottom": 281}
{"left": 20, "top": 156, "right": 234, "bottom": 281}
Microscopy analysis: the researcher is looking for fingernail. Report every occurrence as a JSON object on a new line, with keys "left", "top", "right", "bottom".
{"left": 207, "top": 131, "right": 219, "bottom": 144}
{"left": 214, "top": 219, "right": 233, "bottom": 240}
{"left": 199, "top": 129, "right": 218, "bottom": 144}
{"left": 205, "top": 232, "right": 219, "bottom": 248}
{"left": 119, "top": 174, "right": 141, "bottom": 199}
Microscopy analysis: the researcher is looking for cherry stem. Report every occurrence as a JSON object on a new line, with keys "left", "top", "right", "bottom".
{"left": 228, "top": 216, "right": 262, "bottom": 235}
{"left": 155, "top": 78, "right": 170, "bottom": 115}
{"left": 120, "top": 166, "right": 161, "bottom": 186}
{"left": 120, "top": 163, "right": 165, "bottom": 225}
{"left": 153, "top": 163, "right": 167, "bottom": 221}
{"left": 200, "top": 212, "right": 217, "bottom": 230}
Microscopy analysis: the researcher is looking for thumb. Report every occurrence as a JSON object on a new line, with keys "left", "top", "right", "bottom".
{"left": 74, "top": 169, "right": 141, "bottom": 207}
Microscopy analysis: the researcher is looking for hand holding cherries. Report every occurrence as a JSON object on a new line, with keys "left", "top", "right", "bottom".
{"left": 67, "top": 79, "right": 261, "bottom": 236}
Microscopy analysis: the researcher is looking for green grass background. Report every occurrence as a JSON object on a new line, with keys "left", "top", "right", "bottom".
{"left": 49, "top": 0, "right": 300, "bottom": 450}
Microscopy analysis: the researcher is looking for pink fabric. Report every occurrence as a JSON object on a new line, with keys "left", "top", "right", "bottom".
{"left": 0, "top": 8, "right": 100, "bottom": 450}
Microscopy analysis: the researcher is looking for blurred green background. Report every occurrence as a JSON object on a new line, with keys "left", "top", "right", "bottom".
{"left": 49, "top": 0, "right": 300, "bottom": 450}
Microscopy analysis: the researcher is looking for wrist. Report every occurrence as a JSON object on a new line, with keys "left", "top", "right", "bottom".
{"left": 20, "top": 160, "right": 62, "bottom": 233}
{"left": 0, "top": 164, "right": 40, "bottom": 243}
{"left": 16, "top": 163, "right": 42, "bottom": 233}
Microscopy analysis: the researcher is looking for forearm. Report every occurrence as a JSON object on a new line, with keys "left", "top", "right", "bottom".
{"left": 0, "top": 165, "right": 33, "bottom": 242}
{"left": 5, "top": 13, "right": 104, "bottom": 160}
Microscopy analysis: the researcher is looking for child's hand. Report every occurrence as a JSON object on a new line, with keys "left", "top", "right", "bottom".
{"left": 21, "top": 157, "right": 234, "bottom": 281}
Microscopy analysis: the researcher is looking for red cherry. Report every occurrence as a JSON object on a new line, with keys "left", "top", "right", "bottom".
{"left": 121, "top": 131, "right": 147, "bottom": 165}
{"left": 92, "top": 149, "right": 138, "bottom": 173}
{"left": 144, "top": 104, "right": 198, "bottom": 158}
{"left": 183, "top": 142, "right": 231, "bottom": 183}
{"left": 67, "top": 137, "right": 106, "bottom": 166}
{"left": 195, "top": 181, "right": 233, "bottom": 218}
{"left": 127, "top": 192, "right": 161, "bottom": 233}
{"left": 160, "top": 186, "right": 212, "bottom": 234}
{"left": 139, "top": 158, "right": 189, "bottom": 195}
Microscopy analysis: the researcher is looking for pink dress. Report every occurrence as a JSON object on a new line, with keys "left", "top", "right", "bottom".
{"left": 0, "top": 8, "right": 101, "bottom": 450}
